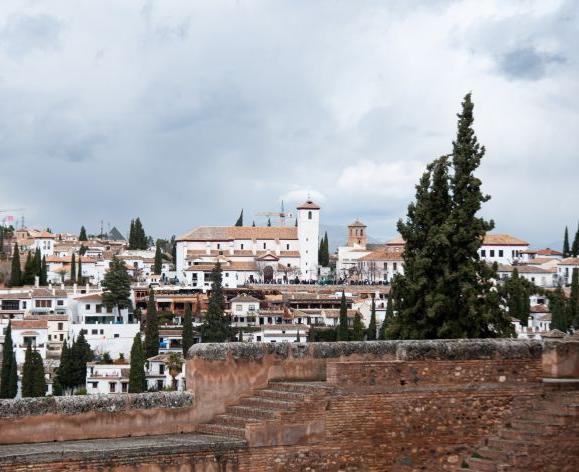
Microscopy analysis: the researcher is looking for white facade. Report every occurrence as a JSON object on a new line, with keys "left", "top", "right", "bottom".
{"left": 146, "top": 354, "right": 186, "bottom": 391}
{"left": 86, "top": 363, "right": 130, "bottom": 394}
{"left": 557, "top": 258, "right": 579, "bottom": 285}
{"left": 11, "top": 320, "right": 48, "bottom": 364}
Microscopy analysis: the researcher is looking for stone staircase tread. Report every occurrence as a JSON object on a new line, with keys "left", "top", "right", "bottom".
{"left": 225, "top": 406, "right": 279, "bottom": 418}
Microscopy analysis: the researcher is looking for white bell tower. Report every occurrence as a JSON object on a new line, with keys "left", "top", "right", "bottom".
{"left": 297, "top": 198, "right": 320, "bottom": 281}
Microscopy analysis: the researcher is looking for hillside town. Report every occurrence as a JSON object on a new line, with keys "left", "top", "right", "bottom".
{"left": 1, "top": 201, "right": 578, "bottom": 398}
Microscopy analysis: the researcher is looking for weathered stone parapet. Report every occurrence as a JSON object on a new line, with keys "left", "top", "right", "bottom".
{"left": 188, "top": 339, "right": 544, "bottom": 362}
{"left": 0, "top": 391, "right": 193, "bottom": 419}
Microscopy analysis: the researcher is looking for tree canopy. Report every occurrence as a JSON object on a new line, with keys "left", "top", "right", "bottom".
{"left": 102, "top": 256, "right": 132, "bottom": 311}
{"left": 200, "top": 263, "right": 231, "bottom": 342}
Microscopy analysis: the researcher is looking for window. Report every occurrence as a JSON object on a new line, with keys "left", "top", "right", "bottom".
{"left": 256, "top": 336, "right": 262, "bottom": 341}
{"left": 236, "top": 304, "right": 242, "bottom": 311}
{"left": 91, "top": 329, "right": 98, "bottom": 335}
{"left": 498, "top": 250, "right": 504, "bottom": 257}
{"left": 58, "top": 322, "right": 63, "bottom": 330}
{"left": 481, "top": 250, "right": 486, "bottom": 257}
{"left": 91, "top": 382, "right": 98, "bottom": 388}
{"left": 96, "top": 304, "right": 102, "bottom": 313}
{"left": 383, "top": 263, "right": 388, "bottom": 270}
{"left": 217, "top": 243, "right": 221, "bottom": 249}
{"left": 393, "top": 262, "right": 397, "bottom": 271}
{"left": 241, "top": 244, "right": 244, "bottom": 250}
{"left": 286, "top": 244, "right": 290, "bottom": 250}
{"left": 121, "top": 383, "right": 128, "bottom": 393}
{"left": 490, "top": 250, "right": 495, "bottom": 257}
{"left": 109, "top": 382, "right": 116, "bottom": 393}
{"left": 114, "top": 333, "right": 119, "bottom": 338}
{"left": 35, "top": 300, "right": 51, "bottom": 308}
{"left": 100, "top": 329, "right": 104, "bottom": 335}
{"left": 263, "top": 243, "right": 266, "bottom": 250}
{"left": 308, "top": 211, "right": 312, "bottom": 220}
{"left": 57, "top": 300, "right": 64, "bottom": 306}
{"left": 22, "top": 301, "right": 27, "bottom": 309}
{"left": 159, "top": 364, "right": 165, "bottom": 375}
{"left": 85, "top": 304, "right": 91, "bottom": 310}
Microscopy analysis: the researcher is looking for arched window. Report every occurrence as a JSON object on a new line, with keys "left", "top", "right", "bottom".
{"left": 308, "top": 211, "right": 312, "bottom": 220}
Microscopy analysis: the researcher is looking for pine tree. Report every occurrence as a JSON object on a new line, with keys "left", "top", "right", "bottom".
{"left": 102, "top": 256, "right": 132, "bottom": 312}
{"left": 0, "top": 322, "right": 17, "bottom": 398}
{"left": 79, "top": 226, "right": 87, "bottom": 241}
{"left": 40, "top": 256, "right": 48, "bottom": 286}
{"left": 572, "top": 224, "right": 579, "bottom": 258}
{"left": 153, "top": 243, "right": 162, "bottom": 275}
{"left": 77, "top": 256, "right": 83, "bottom": 284}
{"left": 389, "top": 94, "right": 511, "bottom": 339}
{"left": 352, "top": 312, "right": 364, "bottom": 341}
{"left": 380, "top": 295, "right": 394, "bottom": 340}
{"left": 70, "top": 253, "right": 76, "bottom": 284}
{"left": 563, "top": 227, "right": 570, "bottom": 257}
{"left": 252, "top": 221, "right": 256, "bottom": 227}
{"left": 549, "top": 287, "right": 568, "bottom": 332}
{"left": 22, "top": 252, "right": 36, "bottom": 285}
{"left": 200, "top": 263, "right": 231, "bottom": 342}
{"left": 367, "top": 297, "right": 377, "bottom": 340}
{"left": 182, "top": 303, "right": 194, "bottom": 356}
{"left": 21, "top": 344, "right": 34, "bottom": 397}
{"left": 144, "top": 289, "right": 159, "bottom": 358}
{"left": 129, "top": 333, "right": 146, "bottom": 393}
{"left": 31, "top": 350, "right": 46, "bottom": 397}
{"left": 235, "top": 209, "right": 243, "bottom": 227}
{"left": 9, "top": 243, "right": 22, "bottom": 287}
{"left": 336, "top": 292, "right": 349, "bottom": 341}
{"left": 569, "top": 268, "right": 579, "bottom": 328}
{"left": 130, "top": 217, "right": 147, "bottom": 250}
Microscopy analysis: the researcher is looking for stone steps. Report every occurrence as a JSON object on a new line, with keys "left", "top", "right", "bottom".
{"left": 238, "top": 396, "right": 298, "bottom": 410}
{"left": 212, "top": 414, "right": 261, "bottom": 428}
{"left": 225, "top": 405, "right": 279, "bottom": 420}
{"left": 196, "top": 423, "right": 246, "bottom": 439}
{"left": 254, "top": 389, "right": 307, "bottom": 402}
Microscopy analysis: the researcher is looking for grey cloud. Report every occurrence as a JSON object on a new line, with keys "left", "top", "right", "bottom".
{"left": 0, "top": 14, "right": 62, "bottom": 56}
{"left": 497, "top": 47, "right": 565, "bottom": 80}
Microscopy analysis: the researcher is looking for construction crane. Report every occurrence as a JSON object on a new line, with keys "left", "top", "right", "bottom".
{"left": 256, "top": 201, "right": 294, "bottom": 226}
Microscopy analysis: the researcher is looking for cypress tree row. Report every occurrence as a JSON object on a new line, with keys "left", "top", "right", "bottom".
{"left": 380, "top": 295, "right": 394, "bottom": 340}
{"left": 21, "top": 344, "right": 34, "bottom": 397}
{"left": 56, "top": 339, "right": 73, "bottom": 393}
{"left": 503, "top": 268, "right": 531, "bottom": 327}
{"left": 31, "top": 350, "right": 46, "bottom": 397}
{"left": 318, "top": 232, "right": 330, "bottom": 267}
{"left": 144, "top": 289, "right": 159, "bottom": 358}
{"left": 367, "top": 297, "right": 377, "bottom": 340}
{"left": 200, "top": 263, "right": 231, "bottom": 342}
{"left": 182, "top": 303, "right": 194, "bottom": 356}
{"left": 128, "top": 218, "right": 148, "bottom": 250}
{"left": 9, "top": 243, "right": 22, "bottom": 287}
{"left": 388, "top": 94, "right": 512, "bottom": 340}
{"left": 572, "top": 224, "right": 579, "bottom": 258}
{"left": 235, "top": 209, "right": 243, "bottom": 226}
{"left": 153, "top": 243, "right": 162, "bottom": 275}
{"left": 563, "top": 227, "right": 570, "bottom": 257}
{"left": 336, "top": 292, "right": 349, "bottom": 341}
{"left": 33, "top": 248, "right": 41, "bottom": 278}
{"left": 70, "top": 254, "right": 76, "bottom": 284}
{"left": 77, "top": 256, "right": 83, "bottom": 284}
{"left": 129, "top": 333, "right": 146, "bottom": 393}
{"left": 0, "top": 322, "right": 17, "bottom": 399}
{"left": 70, "top": 332, "right": 93, "bottom": 388}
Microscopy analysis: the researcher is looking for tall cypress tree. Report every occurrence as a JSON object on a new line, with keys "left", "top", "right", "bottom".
{"left": 102, "top": 256, "right": 132, "bottom": 312}
{"left": 569, "top": 268, "right": 579, "bottom": 329}
{"left": 380, "top": 295, "right": 394, "bottom": 340}
{"left": 31, "top": 350, "right": 46, "bottom": 397}
{"left": 504, "top": 268, "right": 531, "bottom": 327}
{"left": 0, "top": 226, "right": 4, "bottom": 254}
{"left": 33, "top": 248, "right": 42, "bottom": 279}
{"left": 57, "top": 339, "right": 73, "bottom": 393}
{"left": 572, "top": 224, "right": 579, "bottom": 258}
{"left": 144, "top": 289, "right": 159, "bottom": 358}
{"left": 352, "top": 312, "right": 364, "bottom": 341}
{"left": 22, "top": 252, "right": 36, "bottom": 285}
{"left": 128, "top": 219, "right": 135, "bottom": 249}
{"left": 40, "top": 256, "right": 48, "bottom": 286}
{"left": 182, "top": 303, "right": 194, "bottom": 356}
{"left": 267, "top": 217, "right": 272, "bottom": 227}
{"left": 549, "top": 287, "right": 568, "bottom": 332}
{"left": 389, "top": 94, "right": 511, "bottom": 339}
{"left": 367, "top": 297, "right": 377, "bottom": 340}
{"left": 200, "top": 263, "right": 231, "bottom": 342}
{"left": 563, "top": 227, "right": 570, "bottom": 257}
{"left": 336, "top": 292, "right": 349, "bottom": 341}
{"left": 9, "top": 243, "right": 22, "bottom": 287}
{"left": 79, "top": 226, "right": 87, "bottom": 241}
{"left": 129, "top": 333, "right": 146, "bottom": 393}
{"left": 153, "top": 243, "right": 162, "bottom": 275}
{"left": 77, "top": 256, "right": 83, "bottom": 284}
{"left": 235, "top": 209, "right": 243, "bottom": 227}
{"left": 21, "top": 344, "right": 34, "bottom": 397}
{"left": 0, "top": 322, "right": 17, "bottom": 398}
{"left": 70, "top": 332, "right": 93, "bottom": 388}
{"left": 70, "top": 253, "right": 76, "bottom": 284}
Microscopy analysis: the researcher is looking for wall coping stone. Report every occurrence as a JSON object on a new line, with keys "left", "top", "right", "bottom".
{"left": 188, "top": 339, "right": 544, "bottom": 361}
{"left": 0, "top": 391, "right": 193, "bottom": 419}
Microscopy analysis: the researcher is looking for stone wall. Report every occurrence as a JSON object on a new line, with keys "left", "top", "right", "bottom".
{"left": 0, "top": 391, "right": 195, "bottom": 445}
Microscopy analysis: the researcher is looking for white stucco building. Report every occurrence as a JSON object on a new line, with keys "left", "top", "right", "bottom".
{"left": 175, "top": 199, "right": 321, "bottom": 285}
{"left": 478, "top": 234, "right": 530, "bottom": 265}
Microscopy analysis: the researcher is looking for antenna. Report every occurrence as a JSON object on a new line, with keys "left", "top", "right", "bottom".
{"left": 100, "top": 220, "right": 104, "bottom": 238}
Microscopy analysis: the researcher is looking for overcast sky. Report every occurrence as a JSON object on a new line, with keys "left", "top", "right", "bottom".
{"left": 0, "top": 0, "right": 577, "bottom": 247}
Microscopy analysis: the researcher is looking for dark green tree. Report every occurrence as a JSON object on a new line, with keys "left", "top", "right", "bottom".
{"left": 79, "top": 244, "right": 87, "bottom": 256}
{"left": 70, "top": 332, "right": 93, "bottom": 388}
{"left": 572, "top": 224, "right": 579, "bottom": 258}
{"left": 0, "top": 322, "right": 17, "bottom": 398}
{"left": 79, "top": 226, "right": 88, "bottom": 241}
{"left": 367, "top": 297, "right": 377, "bottom": 340}
{"left": 129, "top": 333, "right": 146, "bottom": 393}
{"left": 336, "top": 292, "right": 349, "bottom": 341}
{"left": 352, "top": 312, "right": 364, "bottom": 341}
{"left": 182, "top": 303, "right": 194, "bottom": 356}
{"left": 33, "top": 248, "right": 41, "bottom": 278}
{"left": 9, "top": 243, "right": 22, "bottom": 287}
{"left": 57, "top": 339, "right": 73, "bottom": 393}
{"left": 252, "top": 220, "right": 256, "bottom": 227}
{"left": 39, "top": 256, "right": 48, "bottom": 286}
{"left": 563, "top": 227, "right": 570, "bottom": 257}
{"left": 200, "top": 263, "right": 231, "bottom": 342}
{"left": 31, "top": 350, "right": 46, "bottom": 397}
{"left": 504, "top": 268, "right": 531, "bottom": 327}
{"left": 70, "top": 253, "right": 76, "bottom": 284}
{"left": 102, "top": 256, "right": 132, "bottom": 312}
{"left": 569, "top": 268, "right": 579, "bottom": 328}
{"left": 21, "top": 344, "right": 34, "bottom": 397}
{"left": 144, "top": 289, "right": 159, "bottom": 358}
{"left": 388, "top": 94, "right": 511, "bottom": 339}
{"left": 0, "top": 226, "right": 4, "bottom": 254}
{"left": 128, "top": 219, "right": 135, "bottom": 248}
{"left": 549, "top": 287, "right": 569, "bottom": 332}
{"left": 22, "top": 252, "right": 36, "bottom": 285}
{"left": 318, "top": 232, "right": 330, "bottom": 267}
{"left": 77, "top": 256, "right": 83, "bottom": 284}
{"left": 130, "top": 217, "right": 148, "bottom": 249}
{"left": 235, "top": 209, "right": 243, "bottom": 226}
{"left": 267, "top": 217, "right": 272, "bottom": 227}
{"left": 380, "top": 295, "right": 394, "bottom": 340}
{"left": 153, "top": 243, "right": 162, "bottom": 275}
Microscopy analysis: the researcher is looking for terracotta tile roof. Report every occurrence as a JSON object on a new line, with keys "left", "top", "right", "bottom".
{"left": 28, "top": 230, "right": 57, "bottom": 239}
{"left": 497, "top": 264, "right": 552, "bottom": 274}
{"left": 385, "top": 235, "right": 405, "bottom": 246}
{"left": 12, "top": 319, "right": 48, "bottom": 329}
{"left": 536, "top": 248, "right": 562, "bottom": 256}
{"left": 185, "top": 264, "right": 218, "bottom": 272}
{"left": 227, "top": 261, "right": 259, "bottom": 271}
{"left": 482, "top": 234, "right": 529, "bottom": 246}
{"left": 348, "top": 220, "right": 366, "bottom": 227}
{"left": 530, "top": 304, "right": 550, "bottom": 313}
{"left": 177, "top": 226, "right": 298, "bottom": 242}
{"left": 559, "top": 257, "right": 579, "bottom": 266}
{"left": 296, "top": 199, "right": 320, "bottom": 210}
{"left": 230, "top": 294, "right": 261, "bottom": 303}
{"left": 45, "top": 256, "right": 96, "bottom": 264}
{"left": 359, "top": 248, "right": 404, "bottom": 262}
